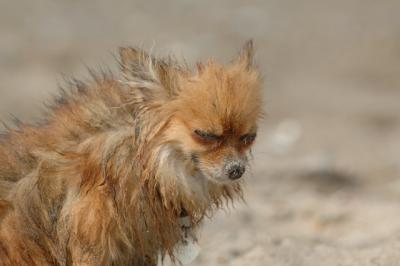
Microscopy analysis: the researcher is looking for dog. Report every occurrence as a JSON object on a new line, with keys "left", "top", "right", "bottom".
{"left": 0, "top": 40, "right": 262, "bottom": 265}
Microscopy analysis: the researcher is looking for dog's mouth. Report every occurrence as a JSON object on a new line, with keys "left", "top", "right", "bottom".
{"left": 188, "top": 152, "right": 248, "bottom": 184}
{"left": 197, "top": 166, "right": 245, "bottom": 185}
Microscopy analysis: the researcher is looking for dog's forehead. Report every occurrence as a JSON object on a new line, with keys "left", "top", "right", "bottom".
{"left": 179, "top": 68, "right": 261, "bottom": 135}
{"left": 202, "top": 111, "right": 256, "bottom": 136}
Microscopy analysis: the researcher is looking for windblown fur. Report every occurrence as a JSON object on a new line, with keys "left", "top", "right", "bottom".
{"left": 0, "top": 41, "right": 262, "bottom": 265}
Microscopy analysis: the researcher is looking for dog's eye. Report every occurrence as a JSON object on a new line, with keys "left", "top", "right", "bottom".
{"left": 240, "top": 134, "right": 256, "bottom": 144}
{"left": 194, "top": 130, "right": 223, "bottom": 142}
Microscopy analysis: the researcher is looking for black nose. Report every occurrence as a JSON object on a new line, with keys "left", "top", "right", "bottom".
{"left": 227, "top": 164, "right": 245, "bottom": 180}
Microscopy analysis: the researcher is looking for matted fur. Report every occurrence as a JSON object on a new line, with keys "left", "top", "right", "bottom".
{"left": 0, "top": 41, "right": 262, "bottom": 265}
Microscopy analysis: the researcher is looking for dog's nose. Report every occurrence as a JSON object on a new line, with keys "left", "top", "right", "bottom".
{"left": 227, "top": 163, "right": 245, "bottom": 180}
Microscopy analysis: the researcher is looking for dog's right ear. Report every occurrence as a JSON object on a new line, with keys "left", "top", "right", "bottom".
{"left": 119, "top": 47, "right": 182, "bottom": 98}
{"left": 119, "top": 47, "right": 160, "bottom": 87}
{"left": 119, "top": 47, "right": 141, "bottom": 77}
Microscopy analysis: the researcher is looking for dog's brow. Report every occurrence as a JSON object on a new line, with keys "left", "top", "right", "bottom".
{"left": 194, "top": 129, "right": 223, "bottom": 141}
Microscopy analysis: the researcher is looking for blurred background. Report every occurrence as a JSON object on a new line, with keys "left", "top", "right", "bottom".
{"left": 1, "top": 0, "right": 400, "bottom": 265}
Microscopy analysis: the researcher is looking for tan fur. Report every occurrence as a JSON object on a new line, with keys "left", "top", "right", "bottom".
{"left": 0, "top": 41, "right": 262, "bottom": 265}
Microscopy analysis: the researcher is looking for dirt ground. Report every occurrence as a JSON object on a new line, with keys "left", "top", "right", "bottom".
{"left": 1, "top": 0, "right": 400, "bottom": 265}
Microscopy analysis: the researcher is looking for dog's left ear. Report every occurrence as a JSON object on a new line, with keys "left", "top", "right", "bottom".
{"left": 236, "top": 40, "right": 255, "bottom": 70}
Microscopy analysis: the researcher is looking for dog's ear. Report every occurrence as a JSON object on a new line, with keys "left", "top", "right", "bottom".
{"left": 119, "top": 47, "right": 182, "bottom": 98}
{"left": 119, "top": 47, "right": 160, "bottom": 88}
{"left": 119, "top": 47, "right": 141, "bottom": 77}
{"left": 236, "top": 40, "right": 255, "bottom": 70}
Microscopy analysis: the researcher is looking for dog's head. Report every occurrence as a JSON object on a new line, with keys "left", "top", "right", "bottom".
{"left": 120, "top": 41, "right": 262, "bottom": 185}
{"left": 167, "top": 42, "right": 262, "bottom": 184}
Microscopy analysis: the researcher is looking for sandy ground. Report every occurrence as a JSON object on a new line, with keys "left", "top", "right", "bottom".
{"left": 1, "top": 0, "right": 400, "bottom": 265}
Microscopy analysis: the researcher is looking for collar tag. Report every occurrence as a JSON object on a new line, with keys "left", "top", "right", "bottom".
{"left": 175, "top": 215, "right": 200, "bottom": 264}
{"left": 174, "top": 235, "right": 201, "bottom": 265}
{"left": 179, "top": 215, "right": 191, "bottom": 228}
